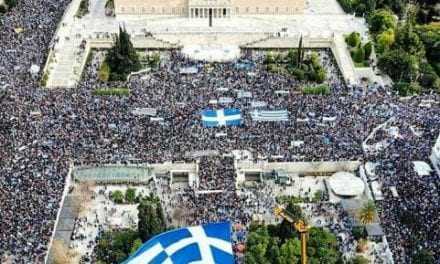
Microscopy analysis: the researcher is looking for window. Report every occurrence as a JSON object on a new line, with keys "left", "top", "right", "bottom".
{"left": 235, "top": 7, "right": 239, "bottom": 14}
{"left": 223, "top": 8, "right": 226, "bottom": 16}
{"left": 275, "top": 7, "right": 278, "bottom": 13}
{"left": 246, "top": 7, "right": 249, "bottom": 13}
{"left": 266, "top": 7, "right": 269, "bottom": 13}
{"left": 256, "top": 7, "right": 259, "bottom": 13}
{"left": 121, "top": 7, "right": 125, "bottom": 12}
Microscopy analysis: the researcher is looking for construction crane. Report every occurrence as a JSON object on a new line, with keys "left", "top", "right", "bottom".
{"left": 274, "top": 206, "right": 310, "bottom": 264}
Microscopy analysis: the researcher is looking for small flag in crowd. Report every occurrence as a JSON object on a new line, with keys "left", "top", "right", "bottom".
{"left": 123, "top": 222, "right": 234, "bottom": 264}
{"left": 201, "top": 108, "right": 242, "bottom": 127}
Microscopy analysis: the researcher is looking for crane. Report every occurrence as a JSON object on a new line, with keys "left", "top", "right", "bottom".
{"left": 274, "top": 206, "right": 310, "bottom": 264}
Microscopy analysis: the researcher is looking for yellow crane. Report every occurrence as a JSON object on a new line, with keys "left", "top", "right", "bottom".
{"left": 274, "top": 206, "right": 310, "bottom": 264}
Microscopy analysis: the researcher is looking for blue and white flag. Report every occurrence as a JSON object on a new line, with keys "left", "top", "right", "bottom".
{"left": 251, "top": 109, "right": 289, "bottom": 122}
{"left": 123, "top": 222, "right": 234, "bottom": 264}
{"left": 201, "top": 109, "right": 242, "bottom": 127}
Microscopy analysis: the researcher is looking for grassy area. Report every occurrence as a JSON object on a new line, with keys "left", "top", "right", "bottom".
{"left": 303, "top": 84, "right": 331, "bottom": 95}
{"left": 354, "top": 61, "right": 370, "bottom": 68}
{"left": 40, "top": 72, "right": 49, "bottom": 87}
{"left": 92, "top": 88, "right": 130, "bottom": 96}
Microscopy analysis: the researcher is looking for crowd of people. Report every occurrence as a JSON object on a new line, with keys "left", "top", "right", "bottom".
{"left": 1, "top": 1, "right": 440, "bottom": 263}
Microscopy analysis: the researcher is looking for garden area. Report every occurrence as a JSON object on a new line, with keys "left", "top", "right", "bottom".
{"left": 93, "top": 194, "right": 167, "bottom": 264}
{"left": 337, "top": 0, "right": 440, "bottom": 96}
{"left": 345, "top": 32, "right": 373, "bottom": 68}
{"left": 92, "top": 87, "right": 130, "bottom": 96}
{"left": 263, "top": 38, "right": 327, "bottom": 85}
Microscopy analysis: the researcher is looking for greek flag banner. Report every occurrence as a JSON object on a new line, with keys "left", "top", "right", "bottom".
{"left": 201, "top": 108, "right": 242, "bottom": 127}
{"left": 122, "top": 222, "right": 234, "bottom": 264}
{"left": 251, "top": 109, "right": 289, "bottom": 122}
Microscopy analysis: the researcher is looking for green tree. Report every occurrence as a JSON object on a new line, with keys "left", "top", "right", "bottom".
{"left": 98, "top": 61, "right": 110, "bottom": 82}
{"left": 394, "top": 22, "right": 425, "bottom": 58}
{"left": 105, "top": 26, "right": 141, "bottom": 81}
{"left": 369, "top": 9, "right": 397, "bottom": 34}
{"left": 130, "top": 238, "right": 143, "bottom": 254}
{"left": 308, "top": 227, "right": 340, "bottom": 264}
{"left": 346, "top": 32, "right": 361, "bottom": 47}
{"left": 265, "top": 53, "right": 275, "bottom": 64}
{"left": 412, "top": 249, "right": 435, "bottom": 264}
{"left": 394, "top": 81, "right": 422, "bottom": 96}
{"left": 138, "top": 195, "right": 166, "bottom": 242}
{"left": 245, "top": 226, "right": 271, "bottom": 264}
{"left": 415, "top": 23, "right": 440, "bottom": 73}
{"left": 352, "top": 226, "right": 366, "bottom": 240}
{"left": 363, "top": 41, "right": 373, "bottom": 59}
{"left": 312, "top": 190, "right": 325, "bottom": 203}
{"left": 376, "top": 28, "right": 395, "bottom": 53}
{"left": 358, "top": 200, "right": 376, "bottom": 225}
{"left": 110, "top": 190, "right": 124, "bottom": 204}
{"left": 95, "top": 229, "right": 140, "bottom": 263}
{"left": 278, "top": 203, "right": 304, "bottom": 242}
{"left": 286, "top": 49, "right": 298, "bottom": 67}
{"left": 353, "top": 45, "right": 366, "bottom": 63}
{"left": 125, "top": 188, "right": 137, "bottom": 204}
{"left": 378, "top": 49, "right": 420, "bottom": 82}
{"left": 297, "top": 35, "right": 304, "bottom": 66}
{"left": 315, "top": 68, "right": 326, "bottom": 83}
{"left": 277, "top": 238, "right": 301, "bottom": 264}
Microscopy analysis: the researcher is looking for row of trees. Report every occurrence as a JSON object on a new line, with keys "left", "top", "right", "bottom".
{"left": 109, "top": 188, "right": 137, "bottom": 204}
{"left": 265, "top": 41, "right": 327, "bottom": 84}
{"left": 345, "top": 32, "right": 373, "bottom": 66}
{"left": 103, "top": 27, "right": 142, "bottom": 82}
{"left": 245, "top": 198, "right": 342, "bottom": 264}
{"left": 374, "top": 7, "right": 440, "bottom": 95}
{"left": 337, "top": 0, "right": 439, "bottom": 24}
{"left": 94, "top": 194, "right": 167, "bottom": 263}
{"left": 339, "top": 0, "right": 440, "bottom": 95}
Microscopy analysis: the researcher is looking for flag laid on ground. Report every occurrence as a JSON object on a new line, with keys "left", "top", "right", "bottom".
{"left": 201, "top": 108, "right": 242, "bottom": 127}
{"left": 122, "top": 222, "right": 234, "bottom": 264}
{"left": 251, "top": 109, "right": 289, "bottom": 122}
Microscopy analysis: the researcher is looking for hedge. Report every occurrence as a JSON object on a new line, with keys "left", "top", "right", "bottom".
{"left": 303, "top": 84, "right": 331, "bottom": 95}
{"left": 92, "top": 88, "right": 130, "bottom": 96}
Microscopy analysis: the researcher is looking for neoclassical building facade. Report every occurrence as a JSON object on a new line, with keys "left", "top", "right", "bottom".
{"left": 114, "top": 0, "right": 305, "bottom": 17}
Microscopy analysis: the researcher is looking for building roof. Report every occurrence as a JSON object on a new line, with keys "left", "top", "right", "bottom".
{"left": 412, "top": 161, "right": 432, "bottom": 177}
{"left": 328, "top": 171, "right": 365, "bottom": 197}
{"left": 366, "top": 223, "right": 384, "bottom": 237}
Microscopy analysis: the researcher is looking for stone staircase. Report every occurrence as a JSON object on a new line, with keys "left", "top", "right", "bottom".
{"left": 331, "top": 35, "right": 356, "bottom": 84}
{"left": 46, "top": 39, "right": 83, "bottom": 88}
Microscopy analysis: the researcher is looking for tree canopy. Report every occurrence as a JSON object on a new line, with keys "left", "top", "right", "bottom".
{"left": 105, "top": 26, "right": 141, "bottom": 81}
{"left": 245, "top": 224, "right": 341, "bottom": 264}
{"left": 137, "top": 194, "right": 166, "bottom": 242}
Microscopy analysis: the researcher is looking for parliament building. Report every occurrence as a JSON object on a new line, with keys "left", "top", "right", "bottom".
{"left": 114, "top": 0, "right": 306, "bottom": 18}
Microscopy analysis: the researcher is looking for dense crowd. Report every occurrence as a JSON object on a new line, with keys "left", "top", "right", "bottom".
{"left": 1, "top": 1, "right": 440, "bottom": 264}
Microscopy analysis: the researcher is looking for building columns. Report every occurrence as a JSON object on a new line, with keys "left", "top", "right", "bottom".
{"left": 189, "top": 7, "right": 231, "bottom": 19}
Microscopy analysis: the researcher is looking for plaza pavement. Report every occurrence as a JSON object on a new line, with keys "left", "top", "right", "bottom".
{"left": 45, "top": 0, "right": 368, "bottom": 88}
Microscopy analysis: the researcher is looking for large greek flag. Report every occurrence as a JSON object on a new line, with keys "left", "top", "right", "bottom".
{"left": 201, "top": 108, "right": 242, "bottom": 127}
{"left": 122, "top": 222, "right": 234, "bottom": 264}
